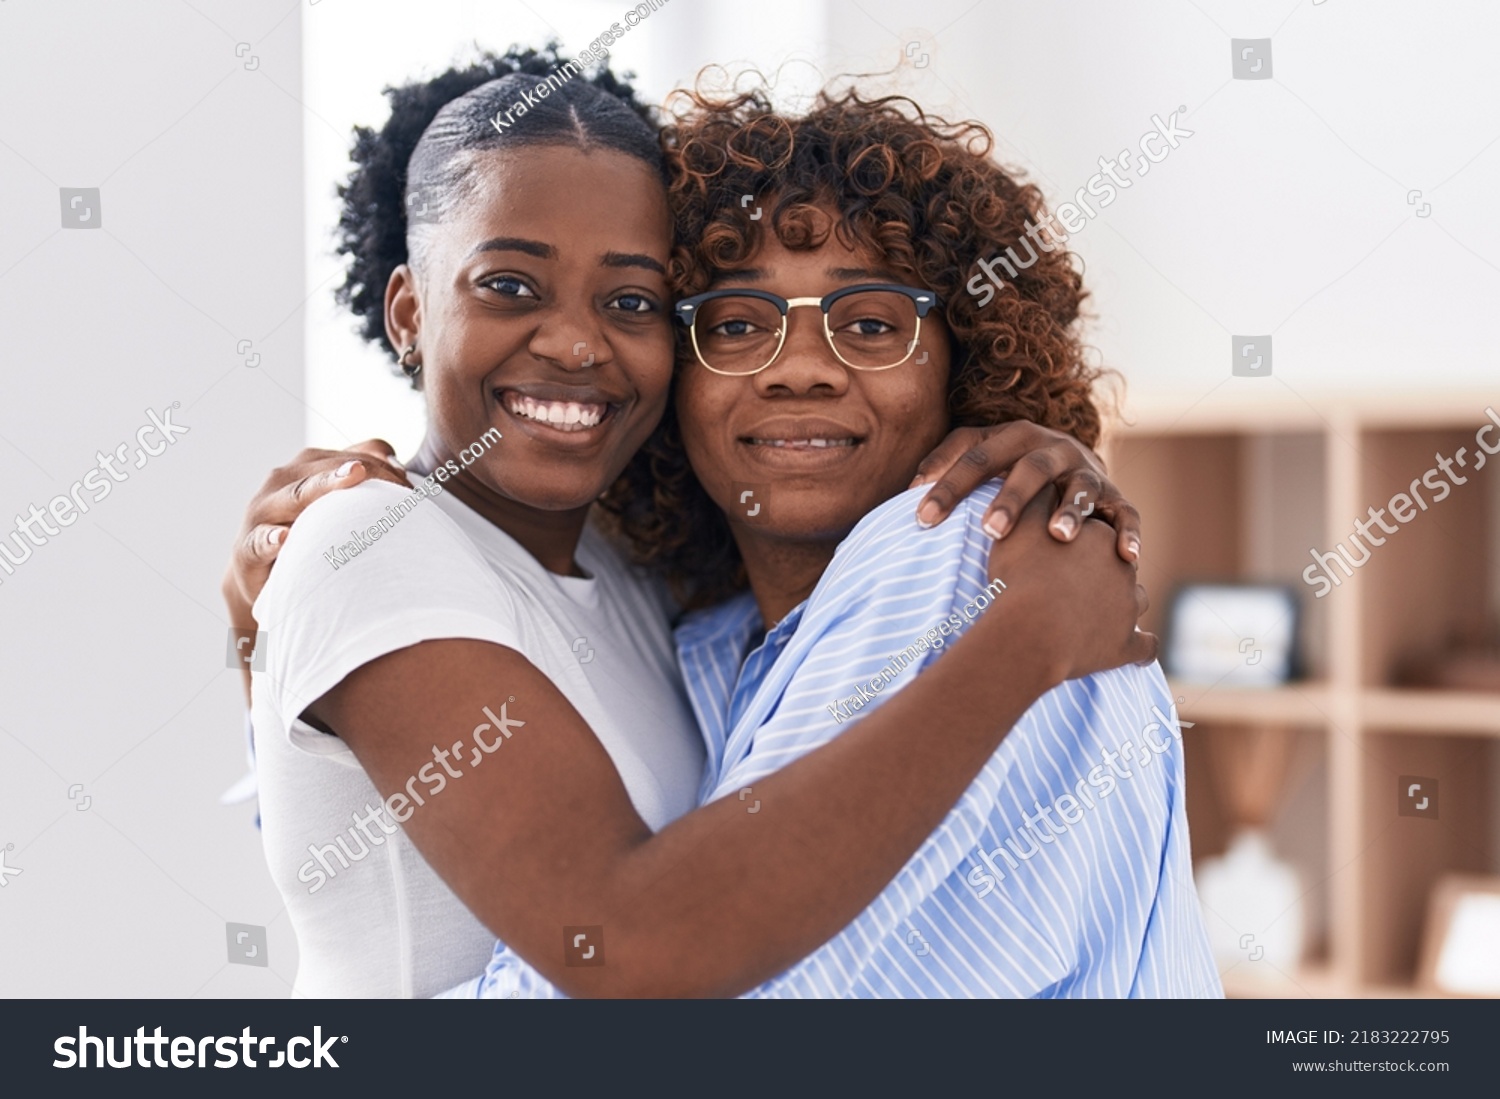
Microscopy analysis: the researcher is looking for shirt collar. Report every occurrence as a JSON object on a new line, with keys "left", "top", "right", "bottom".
{"left": 674, "top": 591, "right": 809, "bottom": 800}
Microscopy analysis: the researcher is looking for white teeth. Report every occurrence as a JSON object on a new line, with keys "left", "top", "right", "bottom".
{"left": 503, "top": 392, "right": 608, "bottom": 432}
{"left": 750, "top": 437, "right": 856, "bottom": 449}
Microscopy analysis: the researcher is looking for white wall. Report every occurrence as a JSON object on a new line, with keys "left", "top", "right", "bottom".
{"left": 817, "top": 0, "right": 1500, "bottom": 413}
{"left": 0, "top": 0, "right": 306, "bottom": 996}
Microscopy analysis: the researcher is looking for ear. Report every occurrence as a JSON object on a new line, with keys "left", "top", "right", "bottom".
{"left": 384, "top": 263, "right": 421, "bottom": 360}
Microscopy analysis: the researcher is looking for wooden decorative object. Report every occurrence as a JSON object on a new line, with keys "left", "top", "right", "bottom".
{"left": 1203, "top": 724, "right": 1300, "bottom": 828}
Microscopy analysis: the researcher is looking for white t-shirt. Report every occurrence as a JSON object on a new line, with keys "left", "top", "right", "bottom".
{"left": 250, "top": 474, "right": 705, "bottom": 998}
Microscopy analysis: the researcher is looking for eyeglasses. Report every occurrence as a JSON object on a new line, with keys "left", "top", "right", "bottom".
{"left": 673, "top": 283, "right": 941, "bottom": 377}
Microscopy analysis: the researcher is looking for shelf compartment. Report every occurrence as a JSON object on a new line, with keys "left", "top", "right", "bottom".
{"left": 1358, "top": 732, "right": 1494, "bottom": 990}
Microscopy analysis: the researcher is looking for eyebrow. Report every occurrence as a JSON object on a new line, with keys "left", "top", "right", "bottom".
{"left": 602, "top": 251, "right": 667, "bottom": 276}
{"left": 707, "top": 265, "right": 899, "bottom": 287}
{"left": 468, "top": 238, "right": 665, "bottom": 276}
{"left": 708, "top": 267, "right": 768, "bottom": 287}
{"left": 469, "top": 237, "right": 554, "bottom": 260}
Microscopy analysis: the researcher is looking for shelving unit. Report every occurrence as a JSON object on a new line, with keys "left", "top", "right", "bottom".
{"left": 1102, "top": 389, "right": 1500, "bottom": 999}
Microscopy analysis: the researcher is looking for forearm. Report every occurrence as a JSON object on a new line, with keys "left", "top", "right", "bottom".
{"left": 325, "top": 495, "right": 1143, "bottom": 997}
{"left": 327, "top": 589, "right": 1066, "bottom": 998}
{"left": 549, "top": 608, "right": 1059, "bottom": 997}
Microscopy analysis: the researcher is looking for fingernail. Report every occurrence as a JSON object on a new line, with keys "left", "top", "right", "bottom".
{"left": 1052, "top": 514, "right": 1078, "bottom": 539}
{"left": 1126, "top": 537, "right": 1141, "bottom": 558}
{"left": 908, "top": 474, "right": 926, "bottom": 490}
{"left": 335, "top": 460, "right": 359, "bottom": 479}
{"left": 984, "top": 512, "right": 1011, "bottom": 540}
{"left": 916, "top": 500, "right": 941, "bottom": 529}
{"left": 268, "top": 527, "right": 285, "bottom": 546}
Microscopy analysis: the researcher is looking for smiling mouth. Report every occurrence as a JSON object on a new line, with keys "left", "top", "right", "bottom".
{"left": 499, "top": 390, "right": 614, "bottom": 433}
{"left": 745, "top": 437, "right": 859, "bottom": 449}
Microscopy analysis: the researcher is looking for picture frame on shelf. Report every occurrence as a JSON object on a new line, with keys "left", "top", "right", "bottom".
{"left": 1162, "top": 582, "right": 1301, "bottom": 688}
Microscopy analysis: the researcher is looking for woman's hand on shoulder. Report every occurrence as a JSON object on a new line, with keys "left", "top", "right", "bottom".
{"left": 911, "top": 421, "right": 1142, "bottom": 565}
{"left": 222, "top": 439, "right": 408, "bottom": 621}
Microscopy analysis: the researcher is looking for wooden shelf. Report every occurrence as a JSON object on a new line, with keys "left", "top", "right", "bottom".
{"left": 1361, "top": 689, "right": 1500, "bottom": 738}
{"left": 1169, "top": 681, "right": 1333, "bottom": 726}
{"left": 1169, "top": 684, "right": 1500, "bottom": 737}
{"left": 1112, "top": 388, "right": 1499, "bottom": 436}
{"left": 1113, "top": 416, "right": 1499, "bottom": 999}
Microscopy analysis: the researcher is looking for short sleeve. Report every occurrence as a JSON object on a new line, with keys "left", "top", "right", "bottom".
{"left": 251, "top": 479, "right": 521, "bottom": 755}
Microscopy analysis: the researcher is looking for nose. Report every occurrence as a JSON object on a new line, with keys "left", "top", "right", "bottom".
{"left": 527, "top": 305, "right": 612, "bottom": 372}
{"left": 752, "top": 306, "right": 848, "bottom": 398}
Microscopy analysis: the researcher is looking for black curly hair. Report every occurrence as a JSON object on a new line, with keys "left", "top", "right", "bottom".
{"left": 333, "top": 44, "right": 664, "bottom": 377}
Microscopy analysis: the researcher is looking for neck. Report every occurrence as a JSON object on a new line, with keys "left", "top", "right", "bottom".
{"left": 409, "top": 437, "right": 590, "bottom": 578}
{"left": 734, "top": 531, "right": 841, "bottom": 629}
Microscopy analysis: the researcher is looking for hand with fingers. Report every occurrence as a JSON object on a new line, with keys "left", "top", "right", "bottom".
{"left": 220, "top": 439, "right": 409, "bottom": 630}
{"left": 911, "top": 421, "right": 1142, "bottom": 565}
{"left": 986, "top": 486, "right": 1157, "bottom": 685}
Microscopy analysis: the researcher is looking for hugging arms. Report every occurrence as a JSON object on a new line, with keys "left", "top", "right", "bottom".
{"left": 223, "top": 47, "right": 1213, "bottom": 999}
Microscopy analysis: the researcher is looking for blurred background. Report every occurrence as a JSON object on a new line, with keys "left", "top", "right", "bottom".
{"left": 1, "top": 0, "right": 1496, "bottom": 997}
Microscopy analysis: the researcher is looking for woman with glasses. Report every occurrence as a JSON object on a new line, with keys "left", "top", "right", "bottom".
{"left": 224, "top": 47, "right": 1157, "bottom": 998}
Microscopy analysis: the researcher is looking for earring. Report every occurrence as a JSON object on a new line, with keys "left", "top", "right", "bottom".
{"left": 399, "top": 344, "right": 421, "bottom": 379}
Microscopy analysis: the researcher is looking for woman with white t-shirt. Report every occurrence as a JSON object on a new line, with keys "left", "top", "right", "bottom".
{"left": 224, "top": 49, "right": 1152, "bottom": 998}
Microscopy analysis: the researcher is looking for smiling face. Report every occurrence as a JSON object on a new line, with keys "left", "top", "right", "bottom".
{"left": 387, "top": 144, "right": 674, "bottom": 515}
{"left": 675, "top": 208, "right": 952, "bottom": 551}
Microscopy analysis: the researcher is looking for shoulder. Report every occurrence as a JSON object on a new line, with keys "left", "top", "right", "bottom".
{"left": 251, "top": 479, "right": 527, "bottom": 732}
{"left": 255, "top": 478, "right": 504, "bottom": 622}
{"left": 813, "top": 480, "right": 1003, "bottom": 600}
{"left": 300, "top": 477, "right": 483, "bottom": 563}
{"left": 771, "top": 481, "right": 1005, "bottom": 671}
{"left": 1046, "top": 660, "right": 1187, "bottom": 785}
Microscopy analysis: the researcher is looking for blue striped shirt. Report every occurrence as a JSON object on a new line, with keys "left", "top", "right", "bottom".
{"left": 463, "top": 482, "right": 1221, "bottom": 998}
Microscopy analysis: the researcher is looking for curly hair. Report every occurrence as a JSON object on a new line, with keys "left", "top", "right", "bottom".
{"left": 597, "top": 81, "right": 1111, "bottom": 609}
{"left": 333, "top": 43, "right": 662, "bottom": 373}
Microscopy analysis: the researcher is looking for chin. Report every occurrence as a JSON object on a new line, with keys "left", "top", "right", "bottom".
{"left": 731, "top": 494, "right": 866, "bottom": 542}
{"left": 506, "top": 477, "right": 615, "bottom": 512}
{"left": 490, "top": 444, "right": 632, "bottom": 508}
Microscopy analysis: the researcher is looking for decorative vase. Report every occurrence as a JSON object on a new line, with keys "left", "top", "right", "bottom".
{"left": 1195, "top": 723, "right": 1305, "bottom": 981}
{"left": 1197, "top": 826, "right": 1305, "bottom": 978}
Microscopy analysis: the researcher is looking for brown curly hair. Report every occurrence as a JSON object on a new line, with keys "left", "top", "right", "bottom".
{"left": 598, "top": 80, "right": 1111, "bottom": 610}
